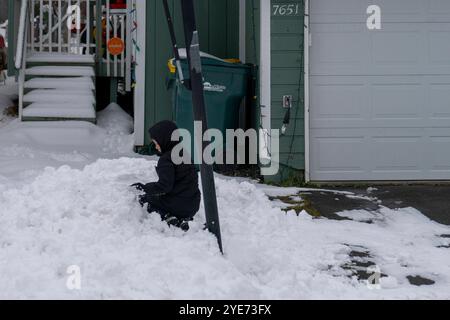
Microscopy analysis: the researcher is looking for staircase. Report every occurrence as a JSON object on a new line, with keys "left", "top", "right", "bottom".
{"left": 14, "top": 0, "right": 134, "bottom": 124}
{"left": 22, "top": 53, "right": 97, "bottom": 122}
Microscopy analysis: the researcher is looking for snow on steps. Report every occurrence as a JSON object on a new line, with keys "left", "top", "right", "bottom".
{"left": 21, "top": 53, "right": 97, "bottom": 123}
{"left": 22, "top": 103, "right": 96, "bottom": 119}
{"left": 26, "top": 53, "right": 95, "bottom": 65}
{"left": 25, "top": 66, "right": 95, "bottom": 77}
{"left": 23, "top": 89, "right": 96, "bottom": 105}
{"left": 24, "top": 77, "right": 95, "bottom": 90}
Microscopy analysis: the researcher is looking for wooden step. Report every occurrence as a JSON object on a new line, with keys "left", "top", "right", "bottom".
{"left": 23, "top": 102, "right": 96, "bottom": 120}
{"left": 23, "top": 89, "right": 96, "bottom": 105}
{"left": 25, "top": 66, "right": 95, "bottom": 77}
{"left": 27, "top": 53, "right": 95, "bottom": 65}
{"left": 24, "top": 77, "right": 95, "bottom": 90}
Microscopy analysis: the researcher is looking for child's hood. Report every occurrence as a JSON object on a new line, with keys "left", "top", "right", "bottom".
{"left": 148, "top": 120, "right": 179, "bottom": 154}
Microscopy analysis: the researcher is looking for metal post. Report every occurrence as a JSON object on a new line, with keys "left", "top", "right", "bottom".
{"left": 179, "top": 0, "right": 223, "bottom": 253}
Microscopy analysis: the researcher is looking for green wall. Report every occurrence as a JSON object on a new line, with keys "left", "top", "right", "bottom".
{"left": 7, "top": 0, "right": 17, "bottom": 77}
{"left": 144, "top": 0, "right": 240, "bottom": 146}
{"left": 270, "top": 0, "right": 305, "bottom": 183}
{"left": 143, "top": 0, "right": 306, "bottom": 183}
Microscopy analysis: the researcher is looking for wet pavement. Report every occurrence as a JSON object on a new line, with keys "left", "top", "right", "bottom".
{"left": 270, "top": 185, "right": 450, "bottom": 286}
{"left": 303, "top": 185, "right": 450, "bottom": 226}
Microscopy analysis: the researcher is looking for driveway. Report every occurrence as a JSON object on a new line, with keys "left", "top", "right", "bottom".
{"left": 303, "top": 185, "right": 450, "bottom": 226}
{"left": 268, "top": 184, "right": 450, "bottom": 287}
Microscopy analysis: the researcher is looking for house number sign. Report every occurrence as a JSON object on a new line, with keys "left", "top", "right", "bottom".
{"left": 272, "top": 3, "right": 301, "bottom": 16}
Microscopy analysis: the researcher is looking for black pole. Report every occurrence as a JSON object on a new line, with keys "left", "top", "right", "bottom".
{"left": 162, "top": 0, "right": 181, "bottom": 61}
{"left": 162, "top": 0, "right": 187, "bottom": 86}
{"left": 179, "top": 0, "right": 223, "bottom": 253}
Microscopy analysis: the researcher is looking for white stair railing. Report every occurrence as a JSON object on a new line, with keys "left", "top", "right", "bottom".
{"left": 29, "top": 0, "right": 97, "bottom": 55}
{"left": 14, "top": 0, "right": 136, "bottom": 121}
{"left": 15, "top": 0, "right": 29, "bottom": 121}
{"left": 15, "top": 0, "right": 29, "bottom": 69}
{"left": 103, "top": 0, "right": 134, "bottom": 88}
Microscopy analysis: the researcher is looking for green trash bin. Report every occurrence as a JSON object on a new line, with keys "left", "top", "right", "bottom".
{"left": 168, "top": 54, "right": 252, "bottom": 163}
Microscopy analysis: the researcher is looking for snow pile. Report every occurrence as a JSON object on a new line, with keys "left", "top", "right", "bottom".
{"left": 0, "top": 157, "right": 449, "bottom": 299}
{"left": 97, "top": 103, "right": 134, "bottom": 155}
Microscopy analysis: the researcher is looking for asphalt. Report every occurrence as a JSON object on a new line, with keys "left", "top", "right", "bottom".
{"left": 271, "top": 185, "right": 450, "bottom": 286}
{"left": 304, "top": 185, "right": 450, "bottom": 226}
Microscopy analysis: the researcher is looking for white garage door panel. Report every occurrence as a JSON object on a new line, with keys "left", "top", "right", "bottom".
{"left": 311, "top": 0, "right": 450, "bottom": 23}
{"left": 430, "top": 81, "right": 450, "bottom": 125}
{"left": 311, "top": 127, "right": 450, "bottom": 180}
{"left": 311, "top": 75, "right": 450, "bottom": 129}
{"left": 310, "top": 0, "right": 450, "bottom": 181}
{"left": 430, "top": 134, "right": 450, "bottom": 176}
{"left": 311, "top": 23, "right": 450, "bottom": 76}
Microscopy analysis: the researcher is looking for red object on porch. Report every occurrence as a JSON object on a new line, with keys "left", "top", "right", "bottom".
{"left": 0, "top": 35, "right": 5, "bottom": 49}
{"left": 110, "top": 0, "right": 126, "bottom": 10}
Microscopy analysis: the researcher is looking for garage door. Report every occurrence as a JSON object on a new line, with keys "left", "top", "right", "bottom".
{"left": 309, "top": 0, "right": 450, "bottom": 181}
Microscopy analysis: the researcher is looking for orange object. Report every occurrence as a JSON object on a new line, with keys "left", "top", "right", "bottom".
{"left": 107, "top": 37, "right": 125, "bottom": 56}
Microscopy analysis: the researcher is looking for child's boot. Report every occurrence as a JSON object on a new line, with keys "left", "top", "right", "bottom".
{"left": 178, "top": 220, "right": 190, "bottom": 232}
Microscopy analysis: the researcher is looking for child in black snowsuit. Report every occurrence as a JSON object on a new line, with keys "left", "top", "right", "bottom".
{"left": 132, "top": 121, "right": 201, "bottom": 231}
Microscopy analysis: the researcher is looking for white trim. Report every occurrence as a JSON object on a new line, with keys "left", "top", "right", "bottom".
{"left": 134, "top": 0, "right": 146, "bottom": 146}
{"left": 239, "top": 0, "right": 246, "bottom": 63}
{"left": 304, "top": 0, "right": 311, "bottom": 182}
{"left": 259, "top": 0, "right": 272, "bottom": 164}
{"left": 125, "top": 0, "right": 133, "bottom": 91}
{"left": 106, "top": 0, "right": 111, "bottom": 76}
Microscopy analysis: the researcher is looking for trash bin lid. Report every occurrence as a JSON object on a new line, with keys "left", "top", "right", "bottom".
{"left": 175, "top": 48, "right": 247, "bottom": 68}
{"left": 177, "top": 48, "right": 224, "bottom": 62}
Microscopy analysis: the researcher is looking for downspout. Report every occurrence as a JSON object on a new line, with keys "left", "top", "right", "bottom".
{"left": 259, "top": 0, "right": 272, "bottom": 167}
{"left": 304, "top": 0, "right": 311, "bottom": 182}
{"left": 134, "top": 0, "right": 146, "bottom": 147}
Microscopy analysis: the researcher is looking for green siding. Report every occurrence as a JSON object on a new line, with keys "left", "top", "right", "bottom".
{"left": 142, "top": 0, "right": 306, "bottom": 183}
{"left": 245, "top": 0, "right": 260, "bottom": 66}
{"left": 143, "top": 0, "right": 240, "bottom": 146}
{"left": 271, "top": 0, "right": 305, "bottom": 180}
{"left": 245, "top": 0, "right": 305, "bottom": 183}
{"left": 7, "top": 0, "right": 16, "bottom": 76}
{"left": 245, "top": 0, "right": 260, "bottom": 138}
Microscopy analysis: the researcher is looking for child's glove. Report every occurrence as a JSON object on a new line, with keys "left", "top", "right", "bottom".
{"left": 138, "top": 194, "right": 148, "bottom": 207}
{"left": 131, "top": 183, "right": 146, "bottom": 192}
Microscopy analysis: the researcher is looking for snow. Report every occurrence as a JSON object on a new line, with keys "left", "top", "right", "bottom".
{"left": 24, "top": 77, "right": 95, "bottom": 90}
{"left": 0, "top": 77, "right": 18, "bottom": 99}
{"left": 0, "top": 81, "right": 450, "bottom": 299}
{"left": 27, "top": 53, "right": 95, "bottom": 64}
{"left": 0, "top": 103, "right": 134, "bottom": 180}
{"left": 25, "top": 66, "right": 95, "bottom": 77}
{"left": 177, "top": 48, "right": 227, "bottom": 62}
{"left": 23, "top": 90, "right": 95, "bottom": 104}
{"left": 0, "top": 156, "right": 449, "bottom": 299}
{"left": 22, "top": 103, "right": 96, "bottom": 119}
{"left": 0, "top": 21, "right": 6, "bottom": 43}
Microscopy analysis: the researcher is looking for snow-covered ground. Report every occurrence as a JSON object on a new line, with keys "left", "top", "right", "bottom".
{"left": 0, "top": 81, "right": 449, "bottom": 299}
